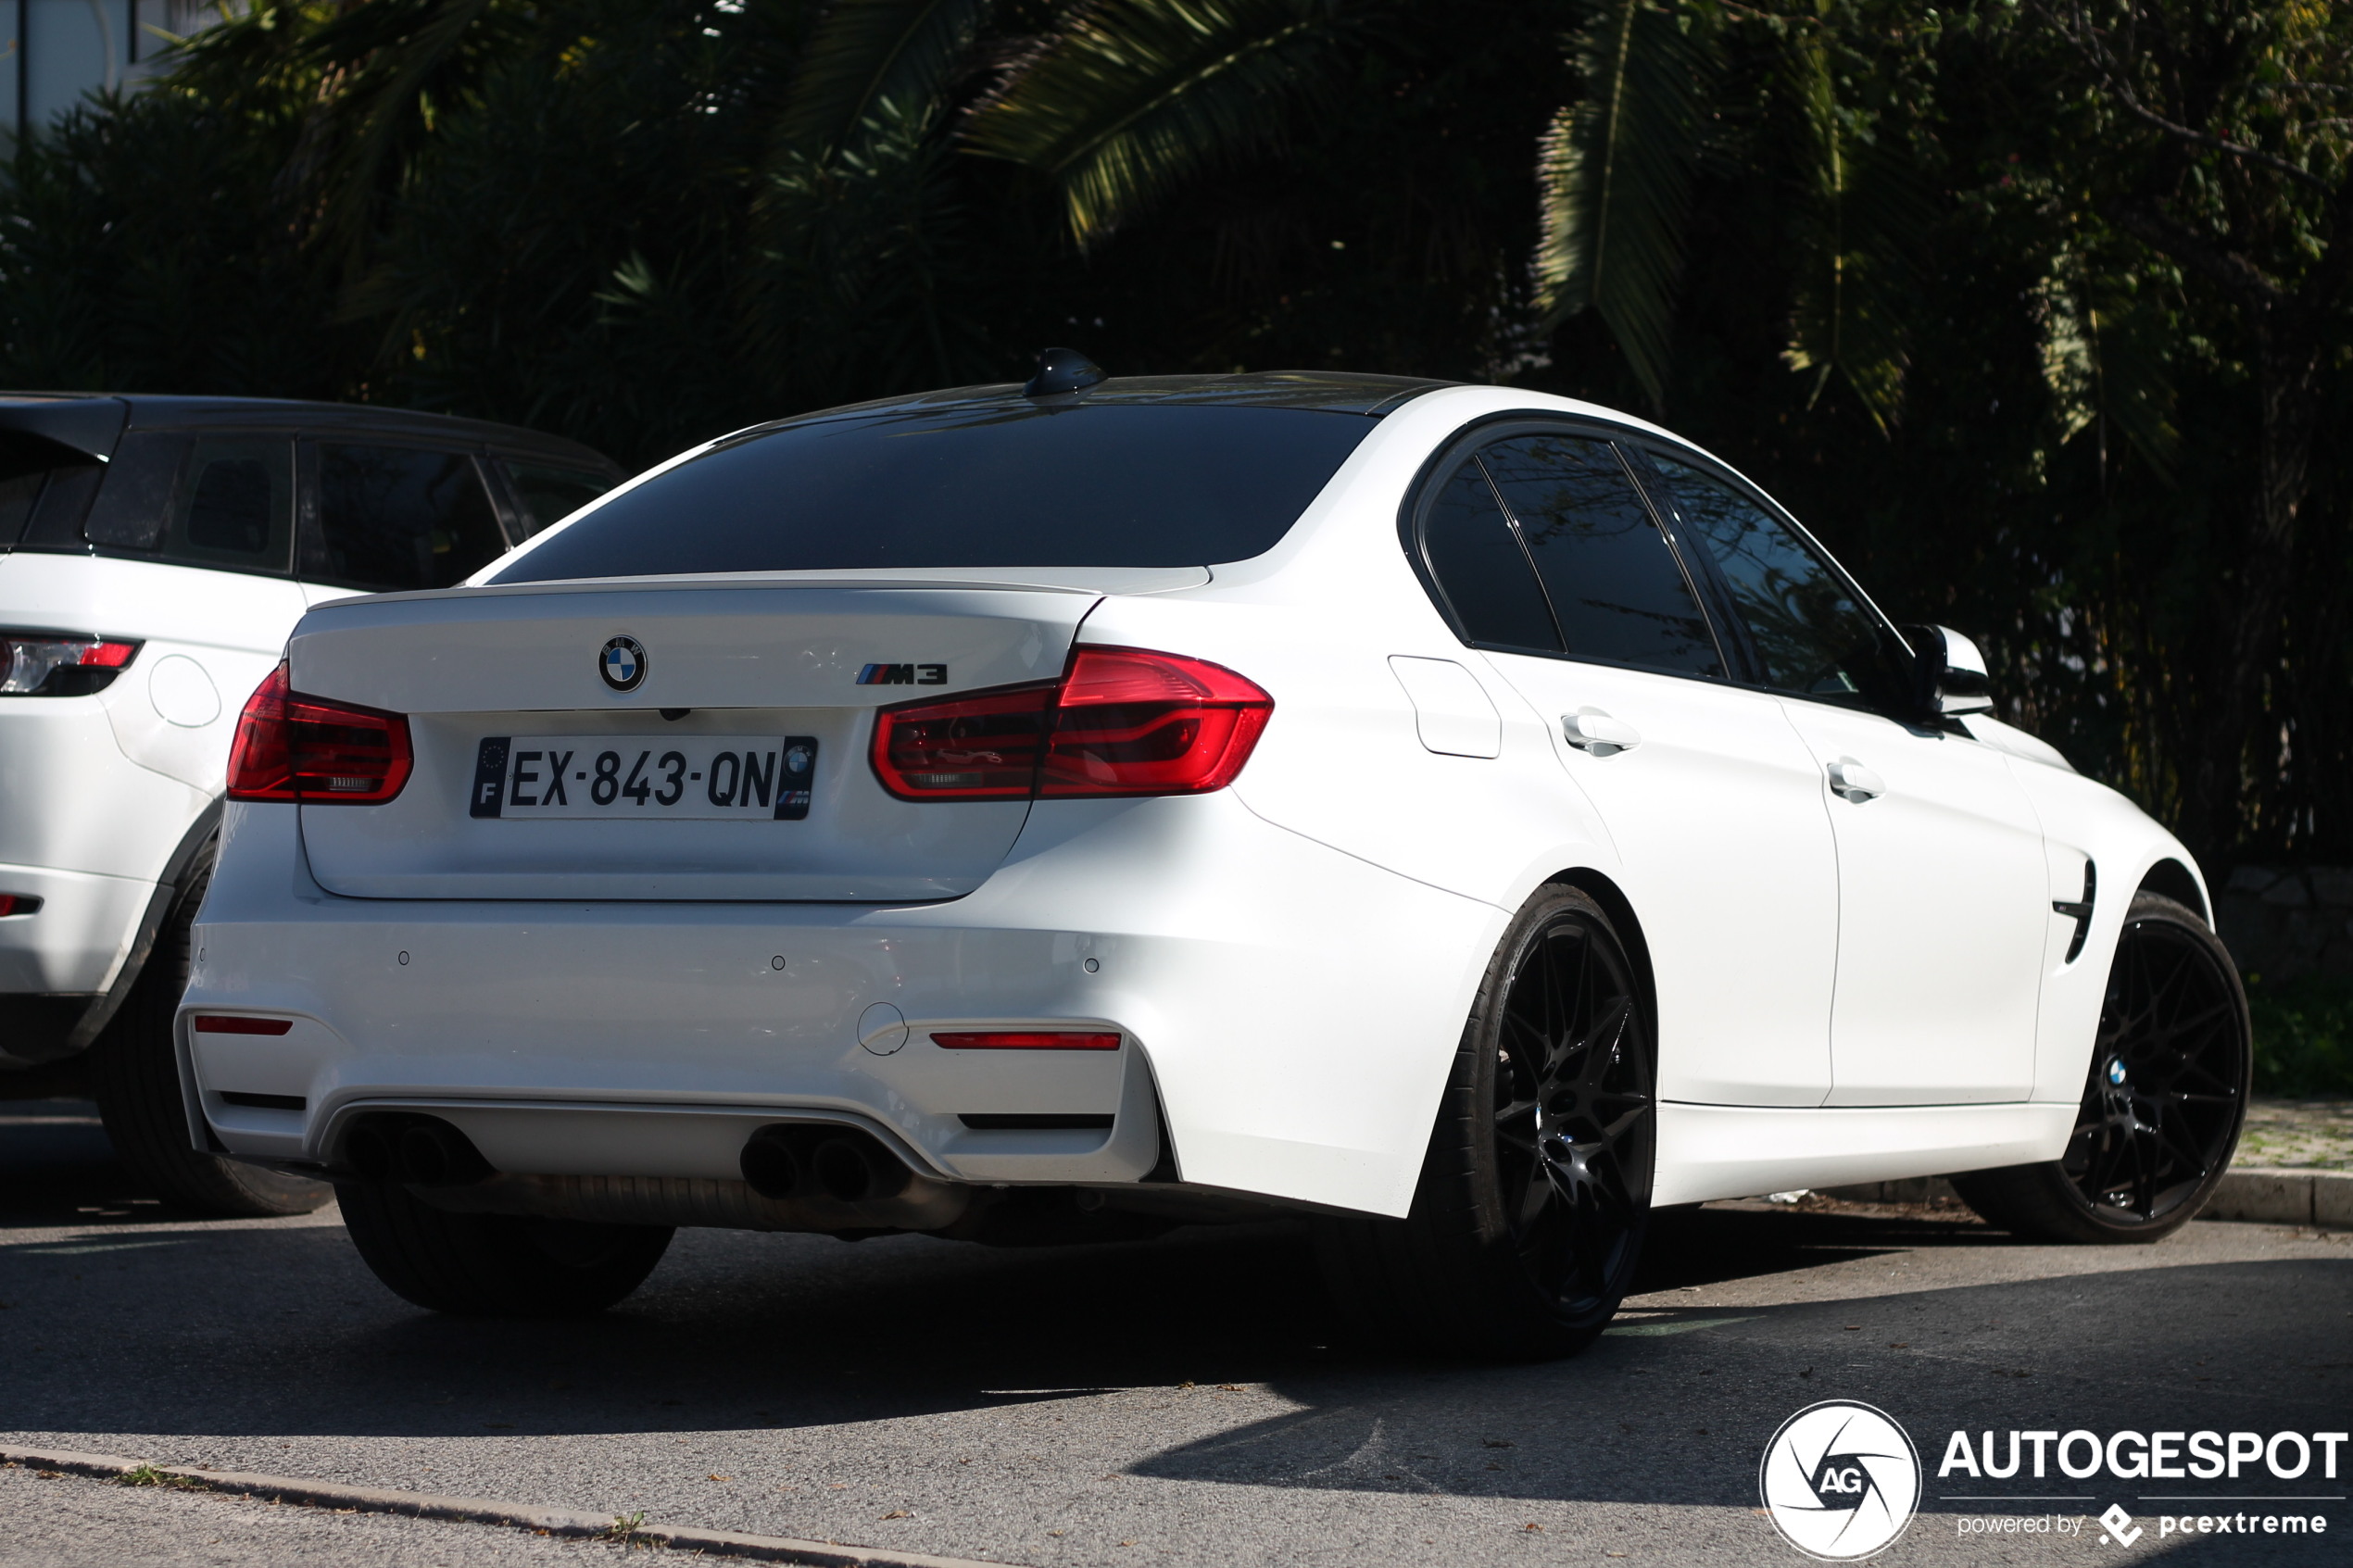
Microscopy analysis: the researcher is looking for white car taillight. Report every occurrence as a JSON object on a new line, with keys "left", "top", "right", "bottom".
{"left": 0, "top": 632, "right": 139, "bottom": 696}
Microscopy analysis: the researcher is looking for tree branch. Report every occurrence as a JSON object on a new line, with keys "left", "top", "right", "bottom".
{"left": 2033, "top": 0, "right": 2331, "bottom": 192}
{"left": 2103, "top": 195, "right": 2283, "bottom": 311}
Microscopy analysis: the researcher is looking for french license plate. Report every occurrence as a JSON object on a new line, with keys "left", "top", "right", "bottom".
{"left": 468, "top": 735, "right": 817, "bottom": 821}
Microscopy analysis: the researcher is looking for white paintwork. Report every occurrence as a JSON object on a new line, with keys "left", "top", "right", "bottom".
{"left": 0, "top": 552, "right": 302, "bottom": 1012}
{"left": 1653, "top": 1101, "right": 2082, "bottom": 1207}
{"left": 1387, "top": 656, "right": 1502, "bottom": 758}
{"left": 146, "top": 655, "right": 222, "bottom": 728}
{"left": 1777, "top": 701, "right": 2050, "bottom": 1104}
{"left": 178, "top": 383, "right": 2201, "bottom": 1217}
{"left": 1480, "top": 654, "right": 1840, "bottom": 1107}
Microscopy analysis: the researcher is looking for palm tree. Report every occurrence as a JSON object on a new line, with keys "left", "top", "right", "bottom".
{"left": 161, "top": 0, "right": 1924, "bottom": 423}
{"left": 963, "top": 0, "right": 1928, "bottom": 423}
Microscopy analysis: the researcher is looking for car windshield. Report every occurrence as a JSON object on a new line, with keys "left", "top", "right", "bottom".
{"left": 487, "top": 402, "right": 1376, "bottom": 582}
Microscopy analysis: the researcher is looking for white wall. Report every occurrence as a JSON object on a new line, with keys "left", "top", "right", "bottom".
{"left": 2, "top": 1, "right": 222, "bottom": 141}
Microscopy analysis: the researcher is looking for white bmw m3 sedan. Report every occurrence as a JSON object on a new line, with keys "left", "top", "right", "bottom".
{"left": 182, "top": 357, "right": 2249, "bottom": 1357}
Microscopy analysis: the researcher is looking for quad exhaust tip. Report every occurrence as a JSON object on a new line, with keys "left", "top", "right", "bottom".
{"left": 340, "top": 1113, "right": 494, "bottom": 1187}
{"left": 740, "top": 1124, "right": 911, "bottom": 1204}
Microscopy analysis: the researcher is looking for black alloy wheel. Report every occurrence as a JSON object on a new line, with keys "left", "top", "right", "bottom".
{"left": 1491, "top": 901, "right": 1656, "bottom": 1322}
{"left": 1954, "top": 892, "right": 2249, "bottom": 1244}
{"left": 1315, "top": 885, "right": 1655, "bottom": 1360}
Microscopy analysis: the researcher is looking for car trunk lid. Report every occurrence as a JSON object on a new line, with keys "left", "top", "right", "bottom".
{"left": 289, "top": 578, "right": 1104, "bottom": 900}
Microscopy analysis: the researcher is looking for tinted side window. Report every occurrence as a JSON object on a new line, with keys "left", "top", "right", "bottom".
{"left": 0, "top": 433, "right": 69, "bottom": 547}
{"left": 159, "top": 438, "right": 294, "bottom": 573}
{"left": 1647, "top": 455, "right": 1903, "bottom": 706}
{"left": 501, "top": 461, "right": 614, "bottom": 537}
{"left": 82, "top": 433, "right": 187, "bottom": 550}
{"left": 1418, "top": 460, "right": 1562, "bottom": 652}
{"left": 1480, "top": 433, "right": 1722, "bottom": 677}
{"left": 317, "top": 445, "right": 507, "bottom": 592}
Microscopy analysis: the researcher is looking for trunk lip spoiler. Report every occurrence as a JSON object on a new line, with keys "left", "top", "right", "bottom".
{"left": 303, "top": 565, "right": 1206, "bottom": 611}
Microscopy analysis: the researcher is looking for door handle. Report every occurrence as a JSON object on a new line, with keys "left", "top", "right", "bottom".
{"left": 1562, "top": 709, "right": 1642, "bottom": 756}
{"left": 1828, "top": 758, "right": 1885, "bottom": 803}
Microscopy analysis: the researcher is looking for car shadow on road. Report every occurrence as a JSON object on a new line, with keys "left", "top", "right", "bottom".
{"left": 0, "top": 1099, "right": 161, "bottom": 1226}
{"left": 4, "top": 1105, "right": 2347, "bottom": 1521}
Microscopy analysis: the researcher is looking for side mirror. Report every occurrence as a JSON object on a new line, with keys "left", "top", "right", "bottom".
{"left": 1900, "top": 624, "right": 1994, "bottom": 719}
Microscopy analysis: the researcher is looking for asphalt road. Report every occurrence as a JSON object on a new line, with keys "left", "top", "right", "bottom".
{"left": 3, "top": 1098, "right": 2347, "bottom": 1568}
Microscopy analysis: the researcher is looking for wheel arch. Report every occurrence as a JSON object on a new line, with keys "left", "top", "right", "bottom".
{"left": 2136, "top": 857, "right": 2209, "bottom": 926}
{"left": 1542, "top": 867, "right": 1660, "bottom": 1063}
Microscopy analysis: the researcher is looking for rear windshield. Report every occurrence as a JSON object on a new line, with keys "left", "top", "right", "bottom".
{"left": 487, "top": 403, "right": 1375, "bottom": 582}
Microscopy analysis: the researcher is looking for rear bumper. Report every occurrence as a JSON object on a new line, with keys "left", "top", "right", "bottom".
{"left": 0, "top": 863, "right": 156, "bottom": 996}
{"left": 182, "top": 794, "right": 1504, "bottom": 1216}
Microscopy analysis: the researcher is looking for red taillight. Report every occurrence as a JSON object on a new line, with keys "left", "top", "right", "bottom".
{"left": 871, "top": 646, "right": 1273, "bottom": 802}
{"left": 226, "top": 661, "right": 413, "bottom": 805}
{"left": 930, "top": 1031, "right": 1123, "bottom": 1050}
{"left": 1042, "top": 646, "right": 1274, "bottom": 797}
{"left": 870, "top": 683, "right": 1056, "bottom": 799}
{"left": 192, "top": 1015, "right": 294, "bottom": 1035}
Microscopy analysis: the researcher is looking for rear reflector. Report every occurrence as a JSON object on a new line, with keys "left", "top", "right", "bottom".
{"left": 219, "top": 1091, "right": 306, "bottom": 1110}
{"left": 930, "top": 1031, "right": 1123, "bottom": 1050}
{"left": 226, "top": 661, "right": 413, "bottom": 805}
{"left": 193, "top": 1016, "right": 295, "bottom": 1035}
{"left": 958, "top": 1113, "right": 1115, "bottom": 1130}
{"left": 0, "top": 894, "right": 40, "bottom": 917}
{"left": 872, "top": 646, "right": 1272, "bottom": 801}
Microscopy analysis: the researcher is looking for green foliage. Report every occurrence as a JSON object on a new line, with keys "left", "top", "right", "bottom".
{"left": 0, "top": 86, "right": 358, "bottom": 395}
{"left": 965, "top": 0, "right": 1352, "bottom": 245}
{"left": 777, "top": 0, "right": 993, "bottom": 166}
{"left": 2246, "top": 974, "right": 2353, "bottom": 1098}
{"left": 1535, "top": 0, "right": 1719, "bottom": 411}
{"left": 1, "top": 0, "right": 2347, "bottom": 870}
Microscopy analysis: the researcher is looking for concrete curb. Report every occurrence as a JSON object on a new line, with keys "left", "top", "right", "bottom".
{"left": 2202, "top": 1167, "right": 2353, "bottom": 1228}
{"left": 1816, "top": 1168, "right": 2350, "bottom": 1228}
{"left": 0, "top": 1445, "right": 1022, "bottom": 1567}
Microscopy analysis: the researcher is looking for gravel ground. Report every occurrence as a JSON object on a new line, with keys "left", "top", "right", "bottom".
{"left": 2239, "top": 1098, "right": 2353, "bottom": 1170}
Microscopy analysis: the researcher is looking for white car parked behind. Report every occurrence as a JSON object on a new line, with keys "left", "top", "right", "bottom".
{"left": 182, "top": 358, "right": 2248, "bottom": 1355}
{"left": 0, "top": 393, "right": 620, "bottom": 1212}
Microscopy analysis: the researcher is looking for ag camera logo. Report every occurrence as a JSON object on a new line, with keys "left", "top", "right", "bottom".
{"left": 1759, "top": 1400, "right": 1922, "bottom": 1560}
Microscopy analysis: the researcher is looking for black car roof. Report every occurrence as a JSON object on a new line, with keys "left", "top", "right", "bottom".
{"left": 0, "top": 392, "right": 619, "bottom": 472}
{"left": 742, "top": 370, "right": 1456, "bottom": 435}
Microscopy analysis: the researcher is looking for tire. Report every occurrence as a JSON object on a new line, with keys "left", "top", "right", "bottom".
{"left": 1952, "top": 892, "right": 2249, "bottom": 1244}
{"left": 1316, "top": 884, "right": 1655, "bottom": 1361}
{"left": 337, "top": 1181, "right": 673, "bottom": 1317}
{"left": 85, "top": 856, "right": 332, "bottom": 1218}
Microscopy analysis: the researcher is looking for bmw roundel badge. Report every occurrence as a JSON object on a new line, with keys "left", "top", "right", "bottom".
{"left": 599, "top": 635, "right": 648, "bottom": 693}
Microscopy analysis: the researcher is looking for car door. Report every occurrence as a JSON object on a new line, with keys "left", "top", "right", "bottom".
{"left": 1640, "top": 451, "right": 2048, "bottom": 1104}
{"left": 297, "top": 440, "right": 515, "bottom": 602}
{"left": 1410, "top": 424, "right": 1838, "bottom": 1107}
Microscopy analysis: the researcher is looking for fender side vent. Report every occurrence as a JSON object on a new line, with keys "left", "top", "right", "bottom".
{"left": 220, "top": 1091, "right": 306, "bottom": 1111}
{"left": 959, "top": 1113, "right": 1114, "bottom": 1131}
